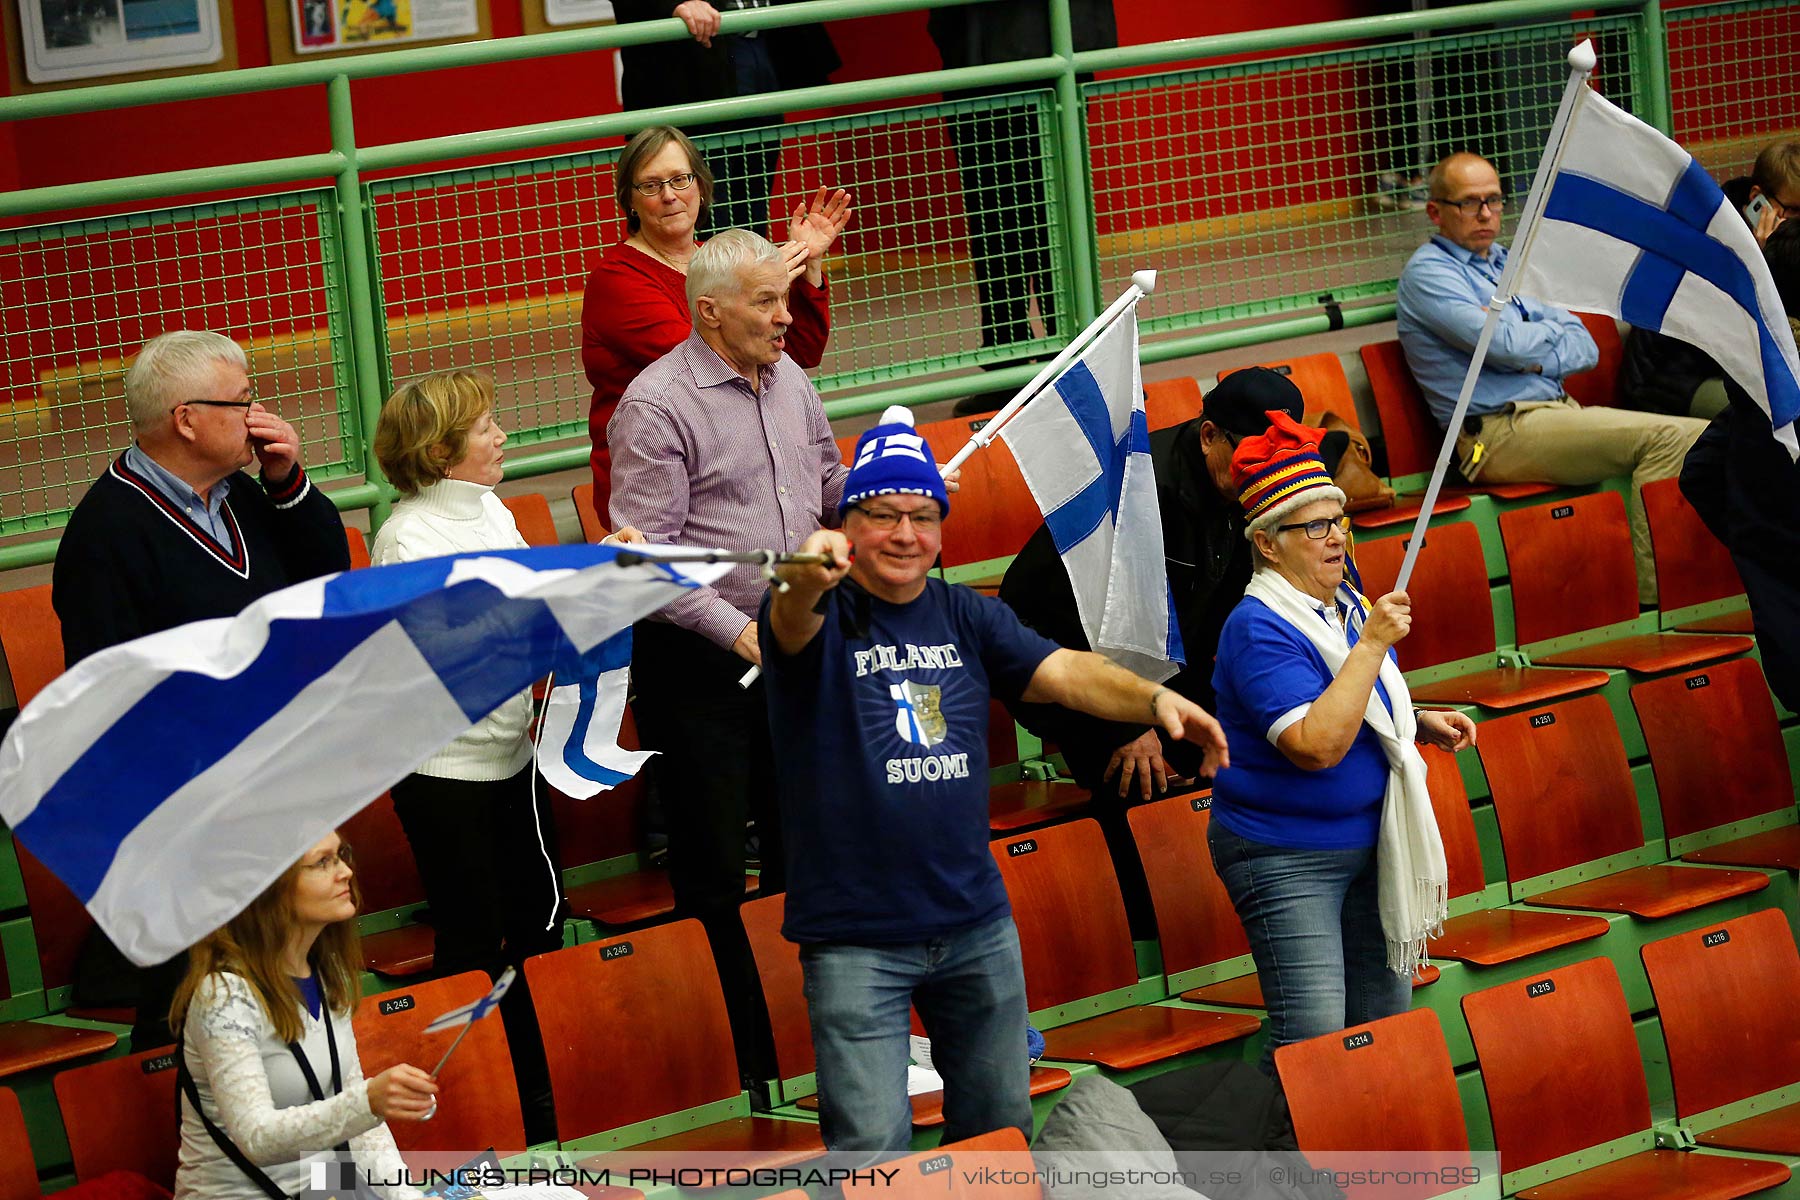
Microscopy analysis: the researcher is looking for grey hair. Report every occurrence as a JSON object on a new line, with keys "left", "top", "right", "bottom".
{"left": 686, "top": 228, "right": 787, "bottom": 322}
{"left": 124, "top": 330, "right": 248, "bottom": 433}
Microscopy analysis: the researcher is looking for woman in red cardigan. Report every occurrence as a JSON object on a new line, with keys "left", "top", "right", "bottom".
{"left": 581, "top": 123, "right": 851, "bottom": 518}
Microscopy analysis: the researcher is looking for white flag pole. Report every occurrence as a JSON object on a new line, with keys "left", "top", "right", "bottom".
{"left": 1394, "top": 40, "right": 1598, "bottom": 593}
{"left": 938, "top": 270, "right": 1158, "bottom": 478}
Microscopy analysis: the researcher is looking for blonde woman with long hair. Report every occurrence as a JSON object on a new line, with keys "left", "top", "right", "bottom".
{"left": 170, "top": 831, "right": 434, "bottom": 1199}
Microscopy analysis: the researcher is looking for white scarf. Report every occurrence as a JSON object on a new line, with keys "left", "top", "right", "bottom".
{"left": 1242, "top": 568, "right": 1448, "bottom": 976}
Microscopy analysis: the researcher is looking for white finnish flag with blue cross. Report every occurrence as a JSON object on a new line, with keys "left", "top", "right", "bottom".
{"left": 423, "top": 966, "right": 516, "bottom": 1034}
{"left": 1512, "top": 86, "right": 1800, "bottom": 457}
{"left": 999, "top": 297, "right": 1184, "bottom": 682}
{"left": 0, "top": 545, "right": 726, "bottom": 967}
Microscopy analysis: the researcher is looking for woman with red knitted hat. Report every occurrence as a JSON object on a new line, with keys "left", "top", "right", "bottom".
{"left": 1207, "top": 412, "right": 1477, "bottom": 1077}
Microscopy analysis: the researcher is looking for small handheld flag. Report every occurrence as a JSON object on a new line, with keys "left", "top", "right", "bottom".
{"left": 428, "top": 966, "right": 516, "bottom": 1079}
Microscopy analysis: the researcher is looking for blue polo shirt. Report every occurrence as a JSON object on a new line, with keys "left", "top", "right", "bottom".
{"left": 1209, "top": 596, "right": 1395, "bottom": 850}
{"left": 761, "top": 578, "right": 1059, "bottom": 944}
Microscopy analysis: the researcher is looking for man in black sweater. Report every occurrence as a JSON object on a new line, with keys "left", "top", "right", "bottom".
{"left": 998, "top": 367, "right": 1302, "bottom": 932}
{"left": 52, "top": 329, "right": 349, "bottom": 1047}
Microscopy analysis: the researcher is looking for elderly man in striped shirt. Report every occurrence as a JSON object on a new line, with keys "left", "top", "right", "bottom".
{"left": 608, "top": 227, "right": 849, "bottom": 1082}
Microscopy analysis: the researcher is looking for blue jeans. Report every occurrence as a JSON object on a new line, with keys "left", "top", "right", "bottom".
{"left": 1208, "top": 821, "right": 1412, "bottom": 1076}
{"left": 799, "top": 915, "right": 1033, "bottom": 1153}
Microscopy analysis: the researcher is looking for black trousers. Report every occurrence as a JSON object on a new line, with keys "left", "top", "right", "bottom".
{"left": 390, "top": 765, "right": 566, "bottom": 1141}
{"left": 630, "top": 619, "right": 781, "bottom": 1082}
{"left": 942, "top": 96, "right": 1057, "bottom": 349}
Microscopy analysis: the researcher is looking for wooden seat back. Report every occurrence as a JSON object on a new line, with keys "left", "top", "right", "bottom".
{"left": 1631, "top": 659, "right": 1792, "bottom": 842}
{"left": 915, "top": 415, "right": 1042, "bottom": 570}
{"left": 991, "top": 819, "right": 1138, "bottom": 1011}
{"left": 740, "top": 893, "right": 814, "bottom": 1081}
{"left": 353, "top": 971, "right": 526, "bottom": 1152}
{"left": 1475, "top": 695, "right": 1642, "bottom": 884}
{"left": 1641, "top": 476, "right": 1744, "bottom": 611}
{"left": 571, "top": 483, "right": 608, "bottom": 543}
{"left": 1222, "top": 353, "right": 1359, "bottom": 430}
{"left": 0, "top": 584, "right": 62, "bottom": 707}
{"left": 1360, "top": 340, "right": 1439, "bottom": 478}
{"left": 0, "top": 1087, "right": 41, "bottom": 1200}
{"left": 1127, "top": 795, "right": 1248, "bottom": 978}
{"left": 502, "top": 492, "right": 559, "bottom": 547}
{"left": 1501, "top": 492, "right": 1638, "bottom": 645}
{"left": 14, "top": 845, "right": 92, "bottom": 1001}
{"left": 53, "top": 1047, "right": 179, "bottom": 1187}
{"left": 1641, "top": 908, "right": 1800, "bottom": 1120}
{"left": 1564, "top": 312, "right": 1623, "bottom": 408}
{"left": 1355, "top": 522, "right": 1497, "bottom": 669}
{"left": 1276, "top": 1008, "right": 1472, "bottom": 1198}
{"left": 524, "top": 918, "right": 738, "bottom": 1144}
{"left": 1420, "top": 745, "right": 1488, "bottom": 903}
{"left": 339, "top": 792, "right": 426, "bottom": 915}
{"left": 844, "top": 1129, "right": 1039, "bottom": 1198}
{"left": 1462, "top": 957, "right": 1651, "bottom": 1173}
{"left": 344, "top": 526, "right": 372, "bottom": 569}
{"left": 1144, "top": 377, "right": 1203, "bottom": 431}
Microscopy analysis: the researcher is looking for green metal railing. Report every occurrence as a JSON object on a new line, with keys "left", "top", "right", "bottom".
{"left": 0, "top": 0, "right": 1796, "bottom": 565}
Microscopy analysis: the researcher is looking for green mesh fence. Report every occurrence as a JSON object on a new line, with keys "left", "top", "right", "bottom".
{"left": 363, "top": 90, "right": 1067, "bottom": 450}
{"left": 0, "top": 192, "right": 352, "bottom": 536}
{"left": 1084, "top": 15, "right": 1643, "bottom": 336}
{"left": 1668, "top": 0, "right": 1800, "bottom": 182}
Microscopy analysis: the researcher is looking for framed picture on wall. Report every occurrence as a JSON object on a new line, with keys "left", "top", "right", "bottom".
{"left": 12, "top": 0, "right": 224, "bottom": 82}
{"left": 266, "top": 0, "right": 488, "bottom": 61}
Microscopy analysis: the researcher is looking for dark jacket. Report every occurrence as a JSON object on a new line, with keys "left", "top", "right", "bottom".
{"left": 614, "top": 0, "right": 839, "bottom": 112}
{"left": 1617, "top": 178, "right": 1751, "bottom": 416}
{"left": 927, "top": 0, "right": 1118, "bottom": 68}
{"left": 998, "top": 418, "right": 1249, "bottom": 789}
{"left": 1680, "top": 376, "right": 1800, "bottom": 713}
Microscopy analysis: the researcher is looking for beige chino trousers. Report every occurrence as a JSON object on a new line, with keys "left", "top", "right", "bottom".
{"left": 1455, "top": 397, "right": 1707, "bottom": 605}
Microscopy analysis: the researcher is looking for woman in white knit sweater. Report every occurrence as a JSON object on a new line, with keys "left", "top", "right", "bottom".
{"left": 370, "top": 369, "right": 566, "bottom": 1143}
{"left": 173, "top": 830, "right": 434, "bottom": 1199}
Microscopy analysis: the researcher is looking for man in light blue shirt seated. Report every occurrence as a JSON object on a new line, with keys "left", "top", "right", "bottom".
{"left": 1396, "top": 151, "right": 1708, "bottom": 605}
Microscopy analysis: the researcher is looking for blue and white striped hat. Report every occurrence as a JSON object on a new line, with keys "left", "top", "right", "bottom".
{"left": 839, "top": 405, "right": 950, "bottom": 516}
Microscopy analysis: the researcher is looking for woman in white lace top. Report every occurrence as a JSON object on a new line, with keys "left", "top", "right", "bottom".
{"left": 170, "top": 831, "right": 437, "bottom": 1199}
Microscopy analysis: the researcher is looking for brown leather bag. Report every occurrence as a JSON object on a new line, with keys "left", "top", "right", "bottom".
{"left": 1310, "top": 410, "right": 1396, "bottom": 514}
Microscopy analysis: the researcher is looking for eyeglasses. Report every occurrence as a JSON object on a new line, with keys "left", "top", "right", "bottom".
{"left": 301, "top": 845, "right": 352, "bottom": 874}
{"left": 1274, "top": 515, "right": 1351, "bottom": 539}
{"left": 1434, "top": 194, "right": 1507, "bottom": 216}
{"left": 631, "top": 172, "right": 698, "bottom": 197}
{"left": 853, "top": 505, "right": 942, "bottom": 531}
{"left": 178, "top": 398, "right": 254, "bottom": 411}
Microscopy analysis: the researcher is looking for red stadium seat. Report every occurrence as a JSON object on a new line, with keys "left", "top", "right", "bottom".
{"left": 53, "top": 1047, "right": 179, "bottom": 1188}
{"left": 502, "top": 492, "right": 559, "bottom": 547}
{"left": 844, "top": 1130, "right": 1041, "bottom": 1198}
{"left": 1477, "top": 694, "right": 1767, "bottom": 917}
{"left": 1276, "top": 1009, "right": 1474, "bottom": 1199}
{"left": 354, "top": 971, "right": 527, "bottom": 1153}
{"left": 993, "top": 819, "right": 1260, "bottom": 1069}
{"left": 343, "top": 526, "right": 372, "bottom": 570}
{"left": 1355, "top": 523, "right": 1607, "bottom": 710}
{"left": 1564, "top": 312, "right": 1624, "bottom": 408}
{"left": 1144, "top": 376, "right": 1203, "bottom": 431}
{"left": 1642, "top": 910, "right": 1800, "bottom": 1154}
{"left": 341, "top": 792, "right": 435, "bottom": 978}
{"left": 0, "top": 1086, "right": 41, "bottom": 1200}
{"left": 1502, "top": 491, "right": 1751, "bottom": 673}
{"left": 1463, "top": 956, "right": 1788, "bottom": 1199}
{"left": 525, "top": 919, "right": 823, "bottom": 1165}
{"left": 1359, "top": 341, "right": 1556, "bottom": 500}
{"left": 1640, "top": 477, "right": 1751, "bottom": 632}
{"left": 572, "top": 483, "right": 609, "bottom": 543}
{"left": 914, "top": 415, "right": 1041, "bottom": 583}
{"left": 739, "top": 893, "right": 1070, "bottom": 1126}
{"left": 0, "top": 584, "right": 63, "bottom": 708}
{"left": 1631, "top": 659, "right": 1800, "bottom": 872}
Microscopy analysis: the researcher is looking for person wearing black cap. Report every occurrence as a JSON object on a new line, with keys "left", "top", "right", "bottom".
{"left": 998, "top": 366, "right": 1304, "bottom": 931}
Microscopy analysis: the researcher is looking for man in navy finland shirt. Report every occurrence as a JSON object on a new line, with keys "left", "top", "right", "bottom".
{"left": 759, "top": 406, "right": 1229, "bottom": 1154}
